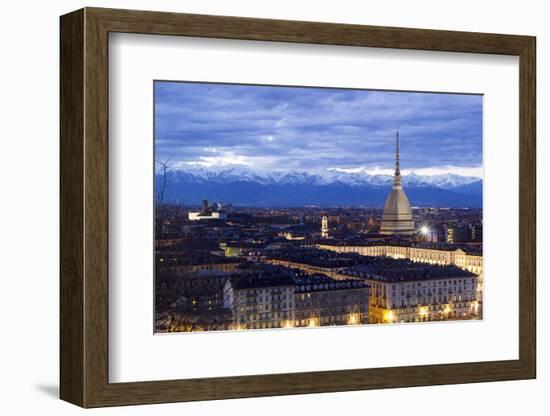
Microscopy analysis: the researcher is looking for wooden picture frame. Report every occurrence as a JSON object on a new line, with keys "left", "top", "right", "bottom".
{"left": 60, "top": 7, "right": 536, "bottom": 408}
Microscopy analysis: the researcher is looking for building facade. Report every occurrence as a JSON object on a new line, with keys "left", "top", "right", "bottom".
{"left": 222, "top": 268, "right": 370, "bottom": 329}
{"left": 321, "top": 216, "right": 329, "bottom": 238}
{"left": 188, "top": 199, "right": 228, "bottom": 221}
{"left": 294, "top": 276, "right": 369, "bottom": 327}
{"left": 223, "top": 275, "right": 295, "bottom": 330}
{"left": 367, "top": 274, "right": 479, "bottom": 323}
{"left": 446, "top": 224, "right": 471, "bottom": 243}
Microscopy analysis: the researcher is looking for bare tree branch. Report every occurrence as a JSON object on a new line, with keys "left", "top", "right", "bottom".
{"left": 155, "top": 159, "right": 170, "bottom": 205}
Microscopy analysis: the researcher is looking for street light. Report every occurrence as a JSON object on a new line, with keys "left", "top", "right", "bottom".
{"left": 384, "top": 310, "right": 395, "bottom": 323}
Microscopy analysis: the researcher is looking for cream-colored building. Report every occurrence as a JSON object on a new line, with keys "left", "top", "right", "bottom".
{"left": 366, "top": 274, "right": 479, "bottom": 324}
{"left": 321, "top": 216, "right": 329, "bottom": 238}
{"left": 316, "top": 242, "right": 483, "bottom": 302}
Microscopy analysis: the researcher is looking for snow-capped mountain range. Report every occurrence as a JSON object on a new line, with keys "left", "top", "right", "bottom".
{"left": 159, "top": 167, "right": 482, "bottom": 207}
{"left": 166, "top": 166, "right": 480, "bottom": 188}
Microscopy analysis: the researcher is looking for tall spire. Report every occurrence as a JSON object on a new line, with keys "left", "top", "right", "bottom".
{"left": 380, "top": 129, "right": 415, "bottom": 235}
{"left": 392, "top": 132, "right": 402, "bottom": 189}
{"left": 395, "top": 131, "right": 400, "bottom": 177}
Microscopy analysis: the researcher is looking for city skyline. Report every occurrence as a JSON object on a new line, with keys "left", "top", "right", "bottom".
{"left": 155, "top": 81, "right": 483, "bottom": 178}
{"left": 154, "top": 81, "right": 483, "bottom": 333}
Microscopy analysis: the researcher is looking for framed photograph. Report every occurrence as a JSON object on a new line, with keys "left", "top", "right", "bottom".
{"left": 60, "top": 7, "right": 536, "bottom": 408}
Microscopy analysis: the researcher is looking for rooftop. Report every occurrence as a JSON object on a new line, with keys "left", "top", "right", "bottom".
{"left": 343, "top": 257, "right": 476, "bottom": 282}
{"left": 317, "top": 239, "right": 483, "bottom": 255}
{"left": 269, "top": 248, "right": 476, "bottom": 282}
{"left": 268, "top": 248, "right": 371, "bottom": 268}
{"left": 294, "top": 275, "right": 368, "bottom": 292}
{"left": 157, "top": 251, "right": 242, "bottom": 266}
{"left": 229, "top": 274, "right": 296, "bottom": 290}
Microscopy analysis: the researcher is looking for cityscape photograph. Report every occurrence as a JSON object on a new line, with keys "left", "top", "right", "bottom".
{"left": 154, "top": 81, "right": 483, "bottom": 333}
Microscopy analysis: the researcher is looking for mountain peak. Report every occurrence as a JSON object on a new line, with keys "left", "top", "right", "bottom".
{"left": 159, "top": 167, "right": 482, "bottom": 208}
{"left": 166, "top": 166, "right": 481, "bottom": 189}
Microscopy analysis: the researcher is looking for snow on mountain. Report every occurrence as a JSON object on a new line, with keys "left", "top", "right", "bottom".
{"left": 160, "top": 166, "right": 482, "bottom": 207}
{"left": 166, "top": 166, "right": 481, "bottom": 190}
{"left": 402, "top": 172, "right": 480, "bottom": 188}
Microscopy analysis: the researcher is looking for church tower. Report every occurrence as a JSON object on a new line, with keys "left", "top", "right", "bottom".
{"left": 380, "top": 132, "right": 415, "bottom": 235}
{"left": 321, "top": 216, "right": 329, "bottom": 238}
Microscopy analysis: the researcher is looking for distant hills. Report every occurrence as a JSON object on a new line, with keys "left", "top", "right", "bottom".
{"left": 158, "top": 167, "right": 482, "bottom": 208}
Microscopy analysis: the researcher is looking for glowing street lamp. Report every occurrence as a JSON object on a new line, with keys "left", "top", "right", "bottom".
{"left": 420, "top": 225, "right": 430, "bottom": 236}
{"left": 384, "top": 310, "right": 395, "bottom": 323}
{"left": 283, "top": 320, "right": 294, "bottom": 329}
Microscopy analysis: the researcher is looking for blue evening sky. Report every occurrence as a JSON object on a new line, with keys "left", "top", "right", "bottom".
{"left": 155, "top": 81, "right": 483, "bottom": 177}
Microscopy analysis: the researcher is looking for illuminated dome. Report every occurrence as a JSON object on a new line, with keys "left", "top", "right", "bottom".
{"left": 380, "top": 132, "right": 415, "bottom": 235}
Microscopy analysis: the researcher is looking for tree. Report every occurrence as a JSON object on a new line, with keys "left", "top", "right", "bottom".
{"left": 155, "top": 159, "right": 170, "bottom": 205}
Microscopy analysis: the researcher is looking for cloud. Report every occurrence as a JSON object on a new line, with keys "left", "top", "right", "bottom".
{"left": 155, "top": 81, "right": 482, "bottom": 176}
{"left": 179, "top": 151, "right": 252, "bottom": 168}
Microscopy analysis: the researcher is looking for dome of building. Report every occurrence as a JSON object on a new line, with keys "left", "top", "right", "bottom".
{"left": 380, "top": 132, "right": 415, "bottom": 235}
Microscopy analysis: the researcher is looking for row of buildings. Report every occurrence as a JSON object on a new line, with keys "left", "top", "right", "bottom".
{"left": 315, "top": 240, "right": 483, "bottom": 301}
{"left": 156, "top": 245, "right": 480, "bottom": 331}
{"left": 157, "top": 263, "right": 370, "bottom": 332}
{"left": 264, "top": 248, "right": 479, "bottom": 325}
{"left": 223, "top": 269, "right": 370, "bottom": 330}
{"left": 157, "top": 248, "right": 480, "bottom": 331}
